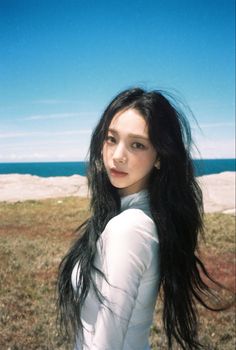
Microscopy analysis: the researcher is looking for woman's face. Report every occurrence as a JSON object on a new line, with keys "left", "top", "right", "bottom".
{"left": 102, "top": 108, "right": 157, "bottom": 196}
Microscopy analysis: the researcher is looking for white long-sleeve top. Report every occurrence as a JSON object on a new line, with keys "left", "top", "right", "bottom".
{"left": 71, "top": 190, "right": 160, "bottom": 350}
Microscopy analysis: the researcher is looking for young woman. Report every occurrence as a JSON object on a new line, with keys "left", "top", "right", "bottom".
{"left": 57, "top": 88, "right": 222, "bottom": 349}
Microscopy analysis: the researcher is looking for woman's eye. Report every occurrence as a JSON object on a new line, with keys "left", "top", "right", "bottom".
{"left": 132, "top": 142, "right": 145, "bottom": 150}
{"left": 106, "top": 135, "right": 116, "bottom": 144}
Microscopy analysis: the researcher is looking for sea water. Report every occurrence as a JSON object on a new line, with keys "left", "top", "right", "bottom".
{"left": 0, "top": 159, "right": 235, "bottom": 177}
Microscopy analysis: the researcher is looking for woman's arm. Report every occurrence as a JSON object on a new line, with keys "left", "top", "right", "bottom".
{"left": 91, "top": 209, "right": 157, "bottom": 349}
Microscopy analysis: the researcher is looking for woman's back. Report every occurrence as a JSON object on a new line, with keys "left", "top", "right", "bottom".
{"left": 72, "top": 190, "right": 160, "bottom": 349}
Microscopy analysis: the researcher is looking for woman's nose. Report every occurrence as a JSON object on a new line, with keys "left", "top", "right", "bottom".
{"left": 113, "top": 143, "right": 127, "bottom": 163}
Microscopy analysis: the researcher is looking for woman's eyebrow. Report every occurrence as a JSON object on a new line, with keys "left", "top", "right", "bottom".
{"left": 108, "top": 128, "right": 149, "bottom": 140}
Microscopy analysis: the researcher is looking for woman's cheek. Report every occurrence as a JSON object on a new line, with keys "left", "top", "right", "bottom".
{"left": 103, "top": 146, "right": 112, "bottom": 166}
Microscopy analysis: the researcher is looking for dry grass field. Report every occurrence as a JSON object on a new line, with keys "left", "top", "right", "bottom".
{"left": 0, "top": 197, "right": 235, "bottom": 349}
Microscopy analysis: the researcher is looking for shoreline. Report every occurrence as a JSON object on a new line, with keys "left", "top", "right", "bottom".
{"left": 0, "top": 172, "right": 235, "bottom": 215}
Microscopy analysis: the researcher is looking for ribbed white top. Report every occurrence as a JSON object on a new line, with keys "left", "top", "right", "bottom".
{"left": 72, "top": 190, "right": 160, "bottom": 350}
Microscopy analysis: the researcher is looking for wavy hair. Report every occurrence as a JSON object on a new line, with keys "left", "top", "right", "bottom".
{"left": 57, "top": 88, "right": 224, "bottom": 349}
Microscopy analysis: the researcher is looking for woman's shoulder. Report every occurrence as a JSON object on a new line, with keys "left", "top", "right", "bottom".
{"left": 117, "top": 207, "right": 154, "bottom": 224}
{"left": 104, "top": 208, "right": 158, "bottom": 244}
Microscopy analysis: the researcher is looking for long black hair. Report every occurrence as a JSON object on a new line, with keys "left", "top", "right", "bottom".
{"left": 57, "top": 87, "right": 223, "bottom": 349}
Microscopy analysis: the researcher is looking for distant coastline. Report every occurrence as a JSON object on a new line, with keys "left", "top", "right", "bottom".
{"left": 0, "top": 159, "right": 235, "bottom": 177}
{"left": 0, "top": 172, "right": 235, "bottom": 215}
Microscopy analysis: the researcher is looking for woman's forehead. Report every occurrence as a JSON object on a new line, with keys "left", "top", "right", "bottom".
{"left": 109, "top": 109, "right": 149, "bottom": 137}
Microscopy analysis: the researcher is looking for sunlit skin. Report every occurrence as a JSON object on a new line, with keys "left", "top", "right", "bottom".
{"left": 102, "top": 109, "right": 157, "bottom": 197}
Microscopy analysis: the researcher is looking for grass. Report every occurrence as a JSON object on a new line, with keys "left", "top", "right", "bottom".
{"left": 0, "top": 197, "right": 235, "bottom": 349}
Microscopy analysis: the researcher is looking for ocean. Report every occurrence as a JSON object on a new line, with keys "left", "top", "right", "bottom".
{"left": 0, "top": 159, "right": 235, "bottom": 177}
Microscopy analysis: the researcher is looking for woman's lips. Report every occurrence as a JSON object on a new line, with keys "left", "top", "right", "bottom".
{"left": 110, "top": 168, "right": 128, "bottom": 177}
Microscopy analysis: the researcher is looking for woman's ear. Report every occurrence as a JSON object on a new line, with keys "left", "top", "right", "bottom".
{"left": 154, "top": 158, "right": 161, "bottom": 170}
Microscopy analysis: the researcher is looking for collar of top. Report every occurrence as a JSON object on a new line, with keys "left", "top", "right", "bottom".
{"left": 120, "top": 189, "right": 150, "bottom": 213}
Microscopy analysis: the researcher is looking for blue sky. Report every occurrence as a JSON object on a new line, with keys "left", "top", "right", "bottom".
{"left": 0, "top": 0, "right": 235, "bottom": 162}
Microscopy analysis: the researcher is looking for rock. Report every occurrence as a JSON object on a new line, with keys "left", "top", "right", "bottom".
{"left": 0, "top": 172, "right": 235, "bottom": 215}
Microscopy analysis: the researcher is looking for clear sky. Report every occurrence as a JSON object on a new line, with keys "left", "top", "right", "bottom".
{"left": 0, "top": 0, "right": 235, "bottom": 162}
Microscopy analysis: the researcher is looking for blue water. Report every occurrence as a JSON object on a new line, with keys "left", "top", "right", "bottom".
{"left": 193, "top": 159, "right": 235, "bottom": 176}
{"left": 0, "top": 162, "right": 88, "bottom": 177}
{"left": 0, "top": 159, "right": 235, "bottom": 177}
